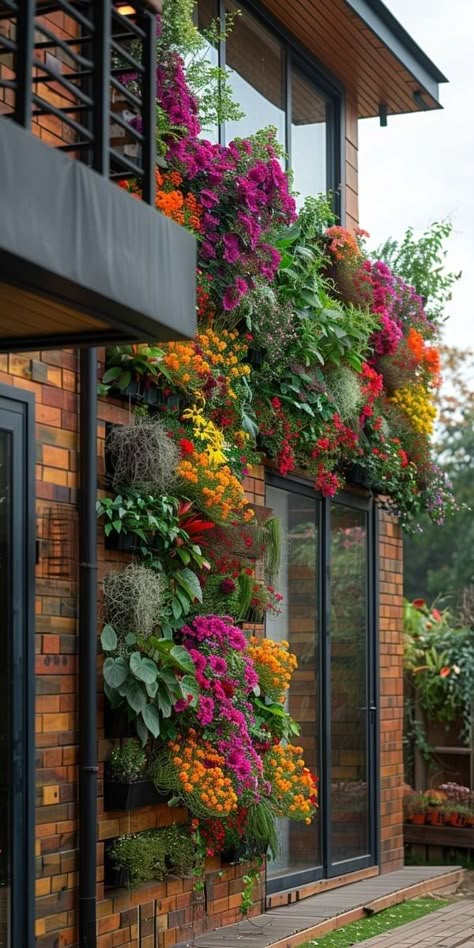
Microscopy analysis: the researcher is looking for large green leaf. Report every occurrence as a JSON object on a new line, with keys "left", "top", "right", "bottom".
{"left": 129, "top": 651, "right": 158, "bottom": 684}
{"left": 103, "top": 656, "right": 128, "bottom": 689}
{"left": 141, "top": 703, "right": 160, "bottom": 738}
{"left": 169, "top": 645, "right": 195, "bottom": 674}
{"left": 101, "top": 624, "right": 117, "bottom": 652}
{"left": 175, "top": 568, "right": 203, "bottom": 603}
{"left": 124, "top": 679, "right": 146, "bottom": 714}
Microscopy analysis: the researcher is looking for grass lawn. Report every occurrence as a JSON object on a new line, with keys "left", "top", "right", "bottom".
{"left": 298, "top": 897, "right": 450, "bottom": 947}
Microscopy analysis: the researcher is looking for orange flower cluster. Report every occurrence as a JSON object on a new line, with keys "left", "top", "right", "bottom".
{"left": 247, "top": 636, "right": 297, "bottom": 703}
{"left": 169, "top": 732, "right": 237, "bottom": 817}
{"left": 406, "top": 328, "right": 441, "bottom": 383}
{"left": 325, "top": 225, "right": 361, "bottom": 262}
{"left": 162, "top": 340, "right": 210, "bottom": 390}
{"left": 177, "top": 451, "right": 254, "bottom": 523}
{"left": 265, "top": 744, "right": 318, "bottom": 823}
{"left": 155, "top": 169, "right": 202, "bottom": 232}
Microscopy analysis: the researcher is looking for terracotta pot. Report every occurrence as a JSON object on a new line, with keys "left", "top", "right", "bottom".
{"left": 446, "top": 811, "right": 466, "bottom": 828}
{"left": 411, "top": 811, "right": 426, "bottom": 825}
{"left": 426, "top": 807, "right": 444, "bottom": 826}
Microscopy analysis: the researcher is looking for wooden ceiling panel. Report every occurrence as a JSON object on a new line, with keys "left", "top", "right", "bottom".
{"left": 260, "top": 0, "right": 442, "bottom": 118}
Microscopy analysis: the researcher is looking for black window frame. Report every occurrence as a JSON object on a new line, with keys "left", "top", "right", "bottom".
{"left": 202, "top": 0, "right": 343, "bottom": 217}
{"left": 265, "top": 473, "right": 379, "bottom": 893}
{"left": 0, "top": 384, "right": 35, "bottom": 948}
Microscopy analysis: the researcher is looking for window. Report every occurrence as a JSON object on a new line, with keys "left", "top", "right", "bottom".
{"left": 197, "top": 0, "right": 341, "bottom": 202}
{"left": 266, "top": 479, "right": 377, "bottom": 893}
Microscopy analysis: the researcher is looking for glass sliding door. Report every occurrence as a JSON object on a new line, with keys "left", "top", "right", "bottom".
{"left": 266, "top": 479, "right": 377, "bottom": 891}
{"left": 328, "top": 502, "right": 375, "bottom": 875}
{"left": 0, "top": 390, "right": 34, "bottom": 948}
{"left": 266, "top": 485, "right": 322, "bottom": 891}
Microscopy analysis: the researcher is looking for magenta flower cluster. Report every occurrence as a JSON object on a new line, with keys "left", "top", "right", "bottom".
{"left": 356, "top": 260, "right": 435, "bottom": 357}
{"left": 154, "top": 49, "right": 296, "bottom": 310}
{"left": 177, "top": 616, "right": 263, "bottom": 791}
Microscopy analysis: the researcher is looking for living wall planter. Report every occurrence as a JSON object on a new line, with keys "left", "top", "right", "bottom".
{"left": 103, "top": 702, "right": 136, "bottom": 740}
{"left": 221, "top": 844, "right": 263, "bottom": 865}
{"left": 109, "top": 380, "right": 182, "bottom": 411}
{"left": 104, "top": 530, "right": 143, "bottom": 554}
{"left": 104, "top": 767, "right": 166, "bottom": 811}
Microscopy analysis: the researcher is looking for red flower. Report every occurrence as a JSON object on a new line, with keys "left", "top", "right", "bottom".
{"left": 439, "top": 667, "right": 451, "bottom": 678}
{"left": 413, "top": 599, "right": 426, "bottom": 609}
{"left": 432, "top": 608, "right": 442, "bottom": 622}
{"left": 179, "top": 438, "right": 194, "bottom": 455}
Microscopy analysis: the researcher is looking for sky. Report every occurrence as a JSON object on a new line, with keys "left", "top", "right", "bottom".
{"left": 358, "top": 0, "right": 474, "bottom": 349}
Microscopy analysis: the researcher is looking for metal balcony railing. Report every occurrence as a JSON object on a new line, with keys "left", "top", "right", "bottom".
{"left": 0, "top": 0, "right": 159, "bottom": 204}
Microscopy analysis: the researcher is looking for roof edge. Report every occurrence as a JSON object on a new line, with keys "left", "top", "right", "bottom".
{"left": 345, "top": 0, "right": 448, "bottom": 107}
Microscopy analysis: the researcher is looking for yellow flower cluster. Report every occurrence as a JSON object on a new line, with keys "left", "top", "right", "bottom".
{"left": 177, "top": 451, "right": 254, "bottom": 523}
{"left": 181, "top": 405, "right": 227, "bottom": 467}
{"left": 169, "top": 732, "right": 238, "bottom": 817}
{"left": 390, "top": 384, "right": 437, "bottom": 436}
{"left": 265, "top": 744, "right": 318, "bottom": 823}
{"left": 247, "top": 636, "right": 297, "bottom": 703}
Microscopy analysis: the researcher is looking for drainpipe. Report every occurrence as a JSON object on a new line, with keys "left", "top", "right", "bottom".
{"left": 78, "top": 346, "right": 98, "bottom": 947}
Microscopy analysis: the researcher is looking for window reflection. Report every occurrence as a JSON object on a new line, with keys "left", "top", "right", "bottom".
{"left": 224, "top": 1, "right": 285, "bottom": 147}
{"left": 291, "top": 65, "right": 327, "bottom": 203}
{"left": 266, "top": 486, "right": 321, "bottom": 880}
{"left": 330, "top": 506, "right": 370, "bottom": 862}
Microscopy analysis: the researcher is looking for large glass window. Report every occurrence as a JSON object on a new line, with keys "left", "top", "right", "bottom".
{"left": 197, "top": 1, "right": 339, "bottom": 200}
{"left": 266, "top": 481, "right": 376, "bottom": 894}
{"left": 224, "top": 1, "right": 285, "bottom": 147}
{"left": 291, "top": 64, "right": 327, "bottom": 200}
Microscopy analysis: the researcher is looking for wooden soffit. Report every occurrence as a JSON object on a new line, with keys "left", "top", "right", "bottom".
{"left": 261, "top": 0, "right": 447, "bottom": 117}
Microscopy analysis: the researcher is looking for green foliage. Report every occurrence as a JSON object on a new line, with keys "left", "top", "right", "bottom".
{"left": 240, "top": 859, "right": 262, "bottom": 918}
{"left": 110, "top": 739, "right": 147, "bottom": 783}
{"left": 251, "top": 696, "right": 300, "bottom": 743}
{"left": 96, "top": 492, "right": 208, "bottom": 625}
{"left": 109, "top": 824, "right": 194, "bottom": 887}
{"left": 324, "top": 366, "right": 363, "bottom": 421}
{"left": 403, "top": 599, "right": 474, "bottom": 742}
{"left": 99, "top": 345, "right": 167, "bottom": 395}
{"left": 375, "top": 221, "right": 461, "bottom": 324}
{"left": 101, "top": 625, "right": 197, "bottom": 744}
{"left": 245, "top": 800, "right": 279, "bottom": 861}
{"left": 159, "top": 0, "right": 243, "bottom": 131}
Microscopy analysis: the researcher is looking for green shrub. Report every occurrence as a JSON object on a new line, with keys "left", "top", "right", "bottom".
{"left": 109, "top": 824, "right": 194, "bottom": 888}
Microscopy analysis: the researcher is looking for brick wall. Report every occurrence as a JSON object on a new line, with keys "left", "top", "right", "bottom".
{"left": 378, "top": 509, "right": 405, "bottom": 873}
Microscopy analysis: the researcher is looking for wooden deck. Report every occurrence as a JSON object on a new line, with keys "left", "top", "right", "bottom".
{"left": 191, "top": 866, "right": 464, "bottom": 948}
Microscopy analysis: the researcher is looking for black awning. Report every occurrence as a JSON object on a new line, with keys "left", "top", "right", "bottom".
{"left": 0, "top": 121, "right": 197, "bottom": 350}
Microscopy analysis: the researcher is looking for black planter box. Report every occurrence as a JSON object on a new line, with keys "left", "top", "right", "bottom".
{"left": 109, "top": 379, "right": 161, "bottom": 407}
{"left": 345, "top": 463, "right": 372, "bottom": 490}
{"left": 105, "top": 860, "right": 131, "bottom": 889}
{"left": 104, "top": 771, "right": 162, "bottom": 811}
{"left": 103, "top": 702, "right": 136, "bottom": 739}
{"left": 221, "top": 844, "right": 263, "bottom": 865}
{"left": 104, "top": 530, "right": 143, "bottom": 553}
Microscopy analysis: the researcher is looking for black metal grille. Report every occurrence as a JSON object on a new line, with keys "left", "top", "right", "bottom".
{"left": 0, "top": 0, "right": 157, "bottom": 203}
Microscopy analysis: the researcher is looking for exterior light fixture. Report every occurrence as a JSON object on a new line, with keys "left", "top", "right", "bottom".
{"left": 379, "top": 103, "right": 388, "bottom": 127}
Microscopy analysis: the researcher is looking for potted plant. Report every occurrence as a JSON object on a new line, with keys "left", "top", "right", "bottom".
{"left": 105, "top": 824, "right": 194, "bottom": 888}
{"left": 100, "top": 344, "right": 168, "bottom": 404}
{"left": 424, "top": 789, "right": 446, "bottom": 826}
{"left": 105, "top": 418, "right": 179, "bottom": 494}
{"left": 104, "top": 739, "right": 163, "bottom": 811}
{"left": 403, "top": 790, "right": 427, "bottom": 825}
{"left": 443, "top": 804, "right": 468, "bottom": 828}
